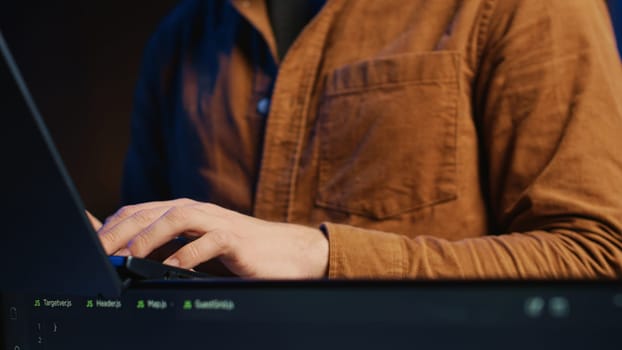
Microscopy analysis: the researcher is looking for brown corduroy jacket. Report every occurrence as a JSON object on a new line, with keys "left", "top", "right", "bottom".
{"left": 123, "top": 0, "right": 622, "bottom": 279}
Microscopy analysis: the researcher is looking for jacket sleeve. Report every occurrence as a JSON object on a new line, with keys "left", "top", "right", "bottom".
{"left": 323, "top": 0, "right": 622, "bottom": 279}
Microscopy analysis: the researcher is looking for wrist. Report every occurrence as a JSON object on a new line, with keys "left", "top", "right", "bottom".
{"left": 294, "top": 224, "right": 329, "bottom": 278}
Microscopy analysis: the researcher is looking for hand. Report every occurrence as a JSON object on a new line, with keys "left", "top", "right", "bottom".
{"left": 96, "top": 199, "right": 329, "bottom": 279}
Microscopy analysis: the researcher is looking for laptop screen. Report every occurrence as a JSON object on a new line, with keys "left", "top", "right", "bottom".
{"left": 0, "top": 32, "right": 121, "bottom": 296}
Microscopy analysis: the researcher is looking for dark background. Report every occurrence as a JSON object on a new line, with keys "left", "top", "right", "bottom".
{"left": 1, "top": 1, "right": 178, "bottom": 218}
{"left": 1, "top": 1, "right": 621, "bottom": 219}
{"left": 614, "top": 0, "right": 622, "bottom": 47}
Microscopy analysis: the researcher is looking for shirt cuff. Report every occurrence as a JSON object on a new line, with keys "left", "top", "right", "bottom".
{"left": 320, "top": 222, "right": 407, "bottom": 279}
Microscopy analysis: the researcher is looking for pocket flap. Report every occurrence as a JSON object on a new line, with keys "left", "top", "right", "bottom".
{"left": 325, "top": 51, "right": 460, "bottom": 96}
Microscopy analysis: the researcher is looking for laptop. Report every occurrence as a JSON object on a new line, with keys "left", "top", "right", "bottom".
{"left": 2, "top": 29, "right": 622, "bottom": 350}
{"left": 0, "top": 31, "right": 212, "bottom": 297}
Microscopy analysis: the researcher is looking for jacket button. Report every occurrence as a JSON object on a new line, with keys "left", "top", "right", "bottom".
{"left": 256, "top": 97, "right": 270, "bottom": 116}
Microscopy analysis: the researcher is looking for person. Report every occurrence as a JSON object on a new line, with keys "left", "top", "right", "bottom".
{"left": 92, "top": 0, "right": 622, "bottom": 279}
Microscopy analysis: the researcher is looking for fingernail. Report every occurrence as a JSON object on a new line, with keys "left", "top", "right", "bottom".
{"left": 117, "top": 248, "right": 131, "bottom": 256}
{"left": 164, "top": 258, "right": 180, "bottom": 267}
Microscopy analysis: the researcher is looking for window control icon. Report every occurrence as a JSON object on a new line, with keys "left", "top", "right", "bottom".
{"left": 9, "top": 306, "right": 17, "bottom": 320}
{"left": 524, "top": 297, "right": 545, "bottom": 318}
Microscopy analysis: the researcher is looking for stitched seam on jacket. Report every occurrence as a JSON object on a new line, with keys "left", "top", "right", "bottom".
{"left": 476, "top": 0, "right": 497, "bottom": 62}
{"left": 325, "top": 79, "right": 458, "bottom": 97}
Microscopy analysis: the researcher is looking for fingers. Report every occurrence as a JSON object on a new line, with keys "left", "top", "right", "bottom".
{"left": 128, "top": 206, "right": 229, "bottom": 259}
{"left": 97, "top": 199, "right": 234, "bottom": 270}
{"left": 163, "top": 230, "right": 230, "bottom": 269}
{"left": 98, "top": 206, "right": 171, "bottom": 254}
{"left": 103, "top": 198, "right": 196, "bottom": 228}
{"left": 97, "top": 198, "right": 196, "bottom": 254}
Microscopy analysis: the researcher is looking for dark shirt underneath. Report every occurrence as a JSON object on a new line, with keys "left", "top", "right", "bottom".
{"left": 266, "top": 0, "right": 325, "bottom": 59}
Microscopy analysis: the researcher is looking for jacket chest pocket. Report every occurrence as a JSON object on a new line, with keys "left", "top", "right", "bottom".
{"left": 316, "top": 52, "right": 460, "bottom": 219}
